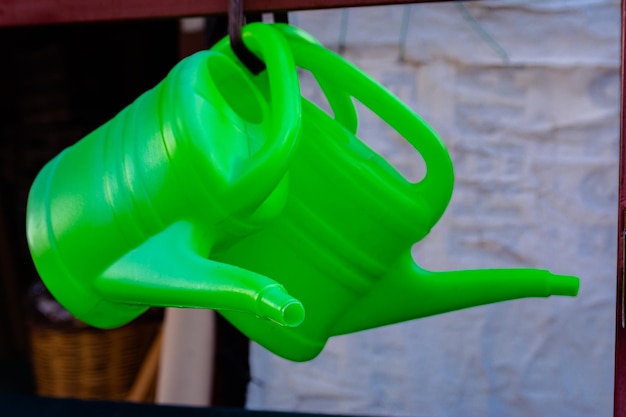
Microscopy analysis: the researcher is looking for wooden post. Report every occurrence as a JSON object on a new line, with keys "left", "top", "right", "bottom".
{"left": 155, "top": 308, "right": 216, "bottom": 406}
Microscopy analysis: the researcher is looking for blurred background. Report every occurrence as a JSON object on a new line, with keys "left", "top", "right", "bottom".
{"left": 0, "top": 1, "right": 619, "bottom": 417}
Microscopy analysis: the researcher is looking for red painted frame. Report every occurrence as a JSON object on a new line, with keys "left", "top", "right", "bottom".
{"left": 0, "top": 0, "right": 455, "bottom": 27}
{"left": 616, "top": 2, "right": 625, "bottom": 416}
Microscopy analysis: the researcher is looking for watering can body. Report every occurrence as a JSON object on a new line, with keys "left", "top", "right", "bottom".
{"left": 26, "top": 24, "right": 306, "bottom": 329}
{"left": 214, "top": 98, "right": 440, "bottom": 360}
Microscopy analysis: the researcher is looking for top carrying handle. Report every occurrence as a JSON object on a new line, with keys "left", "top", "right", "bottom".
{"left": 274, "top": 24, "right": 455, "bottom": 225}
{"left": 271, "top": 24, "right": 360, "bottom": 135}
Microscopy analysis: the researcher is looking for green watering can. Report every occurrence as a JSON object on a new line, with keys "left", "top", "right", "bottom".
{"left": 26, "top": 23, "right": 579, "bottom": 362}
{"left": 26, "top": 24, "right": 306, "bottom": 329}
{"left": 209, "top": 24, "right": 579, "bottom": 361}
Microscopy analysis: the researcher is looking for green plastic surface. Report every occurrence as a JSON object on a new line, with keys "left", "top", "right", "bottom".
{"left": 26, "top": 23, "right": 579, "bottom": 362}
{"left": 26, "top": 24, "right": 305, "bottom": 328}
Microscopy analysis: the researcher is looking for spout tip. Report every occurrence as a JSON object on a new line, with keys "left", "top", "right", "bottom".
{"left": 549, "top": 274, "right": 580, "bottom": 297}
{"left": 281, "top": 301, "right": 306, "bottom": 327}
{"left": 257, "top": 285, "right": 305, "bottom": 327}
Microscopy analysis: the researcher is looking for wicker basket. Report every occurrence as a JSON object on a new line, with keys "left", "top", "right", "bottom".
{"left": 29, "top": 318, "right": 160, "bottom": 401}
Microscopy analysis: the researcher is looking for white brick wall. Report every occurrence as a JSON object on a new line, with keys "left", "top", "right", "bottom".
{"left": 248, "top": 2, "right": 620, "bottom": 416}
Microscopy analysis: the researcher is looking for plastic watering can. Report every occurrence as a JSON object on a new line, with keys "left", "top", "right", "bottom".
{"left": 208, "top": 24, "right": 579, "bottom": 361}
{"left": 26, "top": 24, "right": 306, "bottom": 329}
{"left": 26, "top": 22, "right": 579, "bottom": 362}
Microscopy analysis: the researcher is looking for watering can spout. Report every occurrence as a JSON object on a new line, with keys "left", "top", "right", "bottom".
{"left": 331, "top": 250, "right": 579, "bottom": 336}
{"left": 547, "top": 273, "right": 581, "bottom": 297}
{"left": 94, "top": 221, "right": 305, "bottom": 328}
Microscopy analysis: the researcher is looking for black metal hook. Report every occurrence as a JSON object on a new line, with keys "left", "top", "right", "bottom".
{"left": 228, "top": 0, "right": 266, "bottom": 75}
{"left": 273, "top": 12, "right": 289, "bottom": 24}
{"left": 228, "top": 0, "right": 290, "bottom": 75}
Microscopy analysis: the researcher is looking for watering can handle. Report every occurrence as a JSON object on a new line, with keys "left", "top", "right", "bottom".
{"left": 223, "top": 23, "right": 302, "bottom": 199}
{"left": 277, "top": 26, "right": 360, "bottom": 135}
{"left": 274, "top": 24, "right": 455, "bottom": 221}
